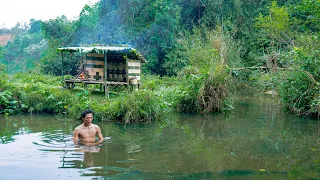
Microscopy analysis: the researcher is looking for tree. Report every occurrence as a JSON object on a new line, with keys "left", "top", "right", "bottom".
{"left": 291, "top": 0, "right": 320, "bottom": 33}
{"left": 28, "top": 19, "right": 42, "bottom": 34}
{"left": 256, "top": 1, "right": 292, "bottom": 46}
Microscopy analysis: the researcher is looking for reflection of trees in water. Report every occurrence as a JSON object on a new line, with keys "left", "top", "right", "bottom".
{"left": 0, "top": 115, "right": 75, "bottom": 144}
{"left": 126, "top": 109, "right": 320, "bottom": 179}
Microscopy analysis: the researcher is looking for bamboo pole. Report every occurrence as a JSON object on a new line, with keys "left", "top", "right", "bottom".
{"left": 231, "top": 66, "right": 318, "bottom": 84}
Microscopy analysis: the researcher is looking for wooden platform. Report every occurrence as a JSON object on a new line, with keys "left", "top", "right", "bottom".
{"left": 65, "top": 79, "right": 129, "bottom": 85}
{"left": 64, "top": 79, "right": 138, "bottom": 97}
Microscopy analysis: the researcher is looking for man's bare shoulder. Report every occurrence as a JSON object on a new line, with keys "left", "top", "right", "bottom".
{"left": 92, "top": 124, "right": 100, "bottom": 128}
{"left": 74, "top": 124, "right": 83, "bottom": 131}
{"left": 74, "top": 124, "right": 100, "bottom": 131}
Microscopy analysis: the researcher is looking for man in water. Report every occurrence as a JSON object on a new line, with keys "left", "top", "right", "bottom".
{"left": 73, "top": 110, "right": 104, "bottom": 146}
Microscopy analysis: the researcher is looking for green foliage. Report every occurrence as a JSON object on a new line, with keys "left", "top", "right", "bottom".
{"left": 256, "top": 1, "right": 291, "bottom": 41}
{"left": 163, "top": 43, "right": 189, "bottom": 76}
{"left": 0, "top": 72, "right": 167, "bottom": 123}
{"left": 170, "top": 27, "right": 235, "bottom": 113}
{"left": 237, "top": 70, "right": 276, "bottom": 93}
{"left": 290, "top": 47, "right": 320, "bottom": 80}
{"left": 41, "top": 50, "right": 82, "bottom": 76}
{"left": 67, "top": 90, "right": 164, "bottom": 124}
{"left": 176, "top": 73, "right": 205, "bottom": 113}
{"left": 0, "top": 64, "right": 9, "bottom": 92}
{"left": 18, "top": 82, "right": 71, "bottom": 114}
{"left": 276, "top": 46, "right": 320, "bottom": 115}
{"left": 177, "top": 64, "right": 233, "bottom": 113}
{"left": 116, "top": 91, "right": 163, "bottom": 124}
{"left": 0, "top": 73, "right": 68, "bottom": 114}
{"left": 0, "top": 33, "right": 45, "bottom": 74}
{"left": 0, "top": 90, "right": 19, "bottom": 115}
{"left": 78, "top": 4, "right": 99, "bottom": 28}
{"left": 28, "top": 19, "right": 42, "bottom": 34}
{"left": 250, "top": 0, "right": 320, "bottom": 117}
{"left": 183, "top": 27, "right": 221, "bottom": 74}
{"left": 291, "top": 0, "right": 320, "bottom": 33}
{"left": 0, "top": 63, "right": 7, "bottom": 74}
{"left": 277, "top": 71, "right": 318, "bottom": 115}
{"left": 0, "top": 46, "right": 4, "bottom": 61}
{"left": 41, "top": 17, "right": 74, "bottom": 45}
{"left": 11, "top": 73, "right": 61, "bottom": 85}
{"left": 40, "top": 16, "right": 79, "bottom": 75}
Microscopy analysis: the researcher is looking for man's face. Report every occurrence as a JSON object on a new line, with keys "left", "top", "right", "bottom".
{"left": 83, "top": 113, "right": 93, "bottom": 124}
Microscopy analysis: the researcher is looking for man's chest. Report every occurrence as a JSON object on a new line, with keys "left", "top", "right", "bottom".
{"left": 79, "top": 128, "right": 97, "bottom": 137}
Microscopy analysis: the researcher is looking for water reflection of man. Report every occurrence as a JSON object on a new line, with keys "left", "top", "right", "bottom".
{"left": 81, "top": 147, "right": 100, "bottom": 168}
{"left": 73, "top": 110, "right": 104, "bottom": 146}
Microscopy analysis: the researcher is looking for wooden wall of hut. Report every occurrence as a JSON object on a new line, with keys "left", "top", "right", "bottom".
{"left": 84, "top": 53, "right": 141, "bottom": 84}
{"left": 107, "top": 61, "right": 127, "bottom": 82}
{"left": 85, "top": 53, "right": 105, "bottom": 81}
{"left": 127, "top": 61, "right": 141, "bottom": 84}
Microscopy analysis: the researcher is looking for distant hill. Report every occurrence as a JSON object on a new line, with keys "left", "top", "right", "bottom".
{"left": 0, "top": 34, "right": 13, "bottom": 46}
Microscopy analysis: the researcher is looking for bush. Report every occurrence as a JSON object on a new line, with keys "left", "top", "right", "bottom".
{"left": 91, "top": 91, "right": 163, "bottom": 124}
{"left": 0, "top": 91, "right": 19, "bottom": 115}
{"left": 177, "top": 64, "right": 233, "bottom": 113}
{"left": 173, "top": 27, "right": 235, "bottom": 114}
{"left": 276, "top": 46, "right": 320, "bottom": 116}
{"left": 277, "top": 70, "right": 319, "bottom": 115}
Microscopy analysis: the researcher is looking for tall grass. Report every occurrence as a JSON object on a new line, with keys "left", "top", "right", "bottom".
{"left": 174, "top": 27, "right": 236, "bottom": 113}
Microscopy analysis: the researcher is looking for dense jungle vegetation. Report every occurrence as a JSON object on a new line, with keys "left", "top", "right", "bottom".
{"left": 0, "top": 0, "right": 319, "bottom": 122}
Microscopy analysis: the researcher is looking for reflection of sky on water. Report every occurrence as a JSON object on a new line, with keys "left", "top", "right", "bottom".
{"left": 0, "top": 133, "right": 87, "bottom": 180}
{"left": 0, "top": 114, "right": 143, "bottom": 179}
{"left": 0, "top": 129, "right": 136, "bottom": 179}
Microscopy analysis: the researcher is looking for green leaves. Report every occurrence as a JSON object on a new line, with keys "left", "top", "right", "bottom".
{"left": 255, "top": 1, "right": 291, "bottom": 43}
{"left": 291, "top": 0, "right": 320, "bottom": 32}
{"left": 0, "top": 90, "right": 18, "bottom": 115}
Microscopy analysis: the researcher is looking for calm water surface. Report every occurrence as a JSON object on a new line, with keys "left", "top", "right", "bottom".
{"left": 0, "top": 93, "right": 319, "bottom": 179}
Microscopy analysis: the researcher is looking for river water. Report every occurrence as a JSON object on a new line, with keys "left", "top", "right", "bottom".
{"left": 0, "top": 92, "right": 319, "bottom": 179}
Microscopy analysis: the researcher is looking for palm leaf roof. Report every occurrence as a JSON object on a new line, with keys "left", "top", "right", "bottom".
{"left": 57, "top": 46, "right": 145, "bottom": 62}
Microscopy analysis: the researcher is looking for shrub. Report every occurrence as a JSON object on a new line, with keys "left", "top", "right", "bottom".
{"left": 276, "top": 46, "right": 320, "bottom": 116}
{"left": 0, "top": 91, "right": 19, "bottom": 115}
{"left": 177, "top": 64, "right": 233, "bottom": 113}
{"left": 91, "top": 91, "right": 163, "bottom": 124}
{"left": 277, "top": 70, "right": 319, "bottom": 115}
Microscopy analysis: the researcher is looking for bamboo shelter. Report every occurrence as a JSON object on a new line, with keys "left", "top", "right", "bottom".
{"left": 57, "top": 46, "right": 145, "bottom": 97}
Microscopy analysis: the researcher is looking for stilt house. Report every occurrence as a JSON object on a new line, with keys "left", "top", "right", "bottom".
{"left": 57, "top": 46, "right": 145, "bottom": 96}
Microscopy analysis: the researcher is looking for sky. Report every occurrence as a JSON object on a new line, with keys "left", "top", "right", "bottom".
{"left": 0, "top": 0, "right": 99, "bottom": 28}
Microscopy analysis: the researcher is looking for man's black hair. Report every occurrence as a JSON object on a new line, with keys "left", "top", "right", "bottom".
{"left": 81, "top": 109, "right": 93, "bottom": 119}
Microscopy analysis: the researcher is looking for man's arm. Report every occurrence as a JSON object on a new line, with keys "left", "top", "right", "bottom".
{"left": 95, "top": 126, "right": 104, "bottom": 145}
{"left": 73, "top": 128, "right": 79, "bottom": 145}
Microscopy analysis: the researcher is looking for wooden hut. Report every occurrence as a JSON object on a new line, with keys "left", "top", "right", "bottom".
{"left": 57, "top": 46, "right": 145, "bottom": 97}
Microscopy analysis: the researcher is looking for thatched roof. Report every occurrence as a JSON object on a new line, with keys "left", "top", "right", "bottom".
{"left": 57, "top": 46, "right": 146, "bottom": 62}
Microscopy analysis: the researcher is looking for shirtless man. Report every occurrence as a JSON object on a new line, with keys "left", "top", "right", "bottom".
{"left": 73, "top": 110, "right": 104, "bottom": 146}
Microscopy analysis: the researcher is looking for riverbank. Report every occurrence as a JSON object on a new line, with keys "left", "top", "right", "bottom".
{"left": 0, "top": 65, "right": 234, "bottom": 123}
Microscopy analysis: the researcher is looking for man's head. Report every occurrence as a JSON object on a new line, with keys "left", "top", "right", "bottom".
{"left": 81, "top": 109, "right": 93, "bottom": 125}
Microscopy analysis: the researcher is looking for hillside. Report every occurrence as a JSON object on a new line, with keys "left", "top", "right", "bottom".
{"left": 0, "top": 34, "right": 13, "bottom": 46}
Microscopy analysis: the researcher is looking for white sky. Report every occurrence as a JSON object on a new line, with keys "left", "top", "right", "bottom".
{"left": 0, "top": 0, "right": 99, "bottom": 28}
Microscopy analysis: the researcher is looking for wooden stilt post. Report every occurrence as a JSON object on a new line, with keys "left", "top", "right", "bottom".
{"left": 104, "top": 51, "right": 108, "bottom": 97}
{"left": 61, "top": 52, "right": 64, "bottom": 88}
{"left": 105, "top": 84, "right": 109, "bottom": 98}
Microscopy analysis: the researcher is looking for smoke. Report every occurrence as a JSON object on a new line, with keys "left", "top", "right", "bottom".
{"left": 72, "top": 0, "right": 131, "bottom": 46}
